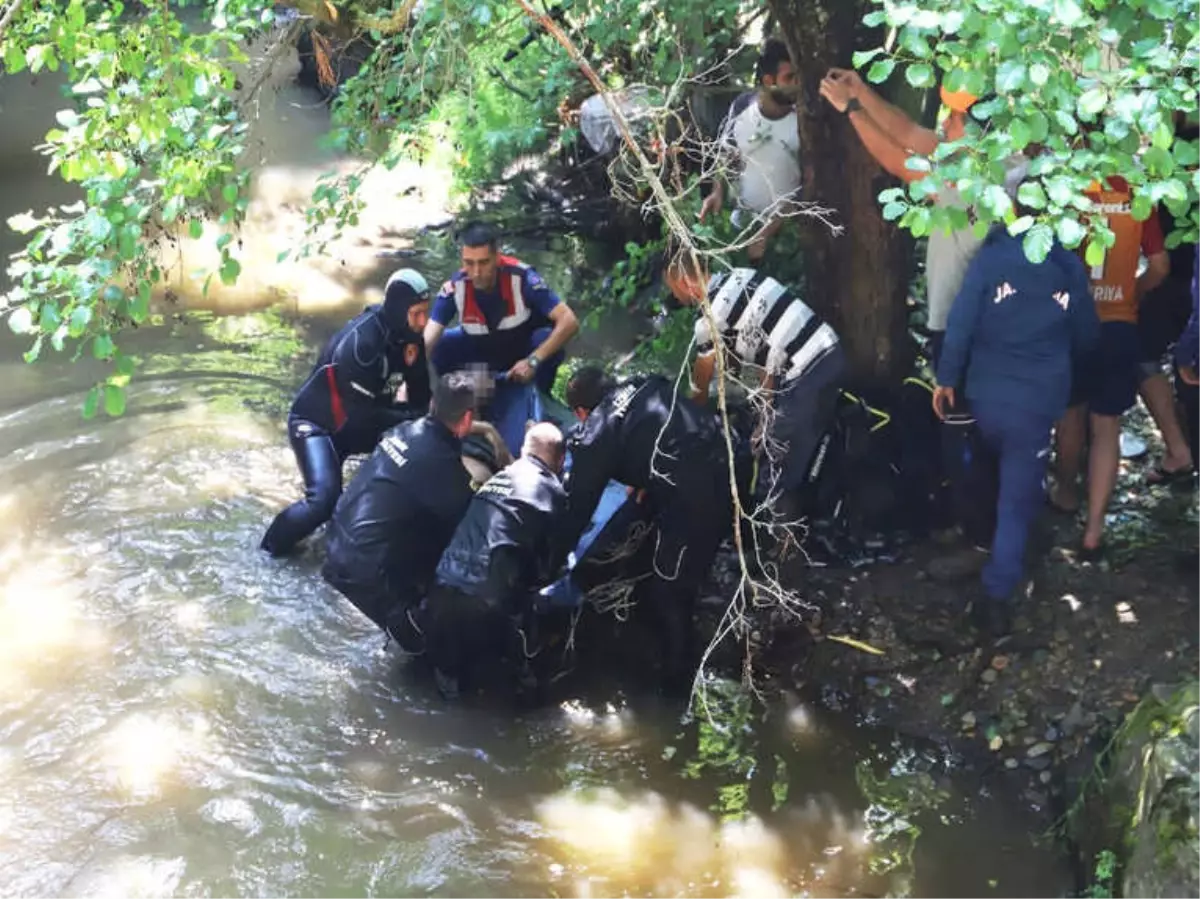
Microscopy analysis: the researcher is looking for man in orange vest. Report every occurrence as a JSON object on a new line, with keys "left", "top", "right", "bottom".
{"left": 423, "top": 221, "right": 580, "bottom": 394}
{"left": 1050, "top": 176, "right": 1170, "bottom": 556}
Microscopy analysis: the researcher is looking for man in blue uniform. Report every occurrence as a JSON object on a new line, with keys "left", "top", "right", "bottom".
{"left": 261, "top": 268, "right": 433, "bottom": 557}
{"left": 423, "top": 221, "right": 580, "bottom": 394}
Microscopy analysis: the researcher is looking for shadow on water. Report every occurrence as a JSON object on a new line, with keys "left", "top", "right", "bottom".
{"left": 0, "top": 48, "right": 1071, "bottom": 899}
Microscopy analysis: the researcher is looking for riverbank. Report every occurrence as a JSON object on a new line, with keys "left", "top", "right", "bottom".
{"left": 749, "top": 417, "right": 1198, "bottom": 843}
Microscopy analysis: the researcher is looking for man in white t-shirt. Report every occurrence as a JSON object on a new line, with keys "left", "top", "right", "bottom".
{"left": 700, "top": 38, "right": 802, "bottom": 263}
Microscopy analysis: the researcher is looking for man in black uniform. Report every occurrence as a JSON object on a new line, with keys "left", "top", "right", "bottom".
{"left": 261, "top": 269, "right": 434, "bottom": 557}
{"left": 419, "top": 422, "right": 569, "bottom": 698}
{"left": 321, "top": 372, "right": 478, "bottom": 640}
{"left": 562, "top": 367, "right": 732, "bottom": 694}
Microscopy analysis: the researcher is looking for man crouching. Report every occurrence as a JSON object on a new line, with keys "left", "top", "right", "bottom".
{"left": 419, "top": 422, "right": 569, "bottom": 699}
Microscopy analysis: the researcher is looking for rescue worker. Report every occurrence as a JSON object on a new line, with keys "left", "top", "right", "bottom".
{"left": 321, "top": 372, "right": 478, "bottom": 640}
{"left": 418, "top": 422, "right": 569, "bottom": 699}
{"left": 663, "top": 242, "right": 846, "bottom": 511}
{"left": 562, "top": 367, "right": 732, "bottom": 694}
{"left": 261, "top": 269, "right": 433, "bottom": 557}
{"left": 423, "top": 221, "right": 580, "bottom": 394}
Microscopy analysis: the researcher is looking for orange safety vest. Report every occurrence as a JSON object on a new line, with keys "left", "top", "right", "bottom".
{"left": 452, "top": 255, "right": 533, "bottom": 335}
{"left": 1080, "top": 179, "right": 1143, "bottom": 324}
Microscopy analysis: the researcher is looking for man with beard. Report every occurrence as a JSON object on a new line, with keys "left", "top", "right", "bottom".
{"left": 699, "top": 37, "right": 802, "bottom": 263}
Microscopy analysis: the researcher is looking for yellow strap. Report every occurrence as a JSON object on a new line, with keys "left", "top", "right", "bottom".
{"left": 749, "top": 456, "right": 759, "bottom": 496}
{"left": 841, "top": 388, "right": 891, "bottom": 432}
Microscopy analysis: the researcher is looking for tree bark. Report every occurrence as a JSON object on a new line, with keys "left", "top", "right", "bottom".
{"left": 768, "top": 0, "right": 918, "bottom": 387}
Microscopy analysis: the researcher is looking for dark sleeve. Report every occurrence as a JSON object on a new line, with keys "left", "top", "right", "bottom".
{"left": 559, "top": 442, "right": 612, "bottom": 564}
{"left": 431, "top": 280, "right": 458, "bottom": 326}
{"left": 1061, "top": 250, "right": 1100, "bottom": 359}
{"left": 537, "top": 488, "right": 572, "bottom": 584}
{"left": 330, "top": 322, "right": 388, "bottom": 402}
{"left": 1141, "top": 207, "right": 1166, "bottom": 257}
{"left": 935, "top": 245, "right": 991, "bottom": 390}
{"left": 1175, "top": 257, "right": 1200, "bottom": 368}
{"left": 522, "top": 266, "right": 561, "bottom": 318}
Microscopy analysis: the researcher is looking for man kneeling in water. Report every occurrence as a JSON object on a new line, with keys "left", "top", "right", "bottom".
{"left": 322, "top": 373, "right": 478, "bottom": 640}
{"left": 417, "top": 422, "right": 569, "bottom": 699}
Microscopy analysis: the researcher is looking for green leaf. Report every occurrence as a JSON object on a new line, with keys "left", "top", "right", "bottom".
{"left": 194, "top": 75, "right": 210, "bottom": 98}
{"left": 222, "top": 183, "right": 238, "bottom": 204}
{"left": 189, "top": 219, "right": 204, "bottom": 239}
{"left": 905, "top": 63, "right": 934, "bottom": 89}
{"left": 1029, "top": 63, "right": 1051, "bottom": 87}
{"left": 69, "top": 305, "right": 92, "bottom": 336}
{"left": 882, "top": 202, "right": 907, "bottom": 221}
{"left": 905, "top": 155, "right": 932, "bottom": 173}
{"left": 1053, "top": 0, "right": 1085, "bottom": 27}
{"left": 983, "top": 184, "right": 1013, "bottom": 219}
{"left": 1152, "top": 122, "right": 1174, "bottom": 151}
{"left": 1009, "top": 118, "right": 1032, "bottom": 151}
{"left": 103, "top": 384, "right": 126, "bottom": 417}
{"left": 4, "top": 40, "right": 26, "bottom": 73}
{"left": 92, "top": 333, "right": 114, "bottom": 360}
{"left": 276, "top": 249, "right": 290, "bottom": 264}
{"left": 995, "top": 61, "right": 1026, "bottom": 93}
{"left": 219, "top": 255, "right": 242, "bottom": 286}
{"left": 1018, "top": 181, "right": 1048, "bottom": 209}
{"left": 867, "top": 59, "right": 896, "bottom": 84}
{"left": 55, "top": 108, "right": 80, "bottom": 128}
{"left": 8, "top": 306, "right": 34, "bottom": 334}
{"left": 852, "top": 49, "right": 883, "bottom": 68}
{"left": 1077, "top": 88, "right": 1108, "bottom": 119}
{"left": 82, "top": 385, "right": 100, "bottom": 420}
{"left": 1056, "top": 217, "right": 1086, "bottom": 248}
{"left": 1130, "top": 194, "right": 1152, "bottom": 221}
{"left": 132, "top": 281, "right": 151, "bottom": 322}
{"left": 1085, "top": 241, "right": 1106, "bottom": 268}
{"left": 115, "top": 354, "right": 137, "bottom": 377}
{"left": 1008, "top": 215, "right": 1034, "bottom": 236}
{"left": 1022, "top": 223, "right": 1055, "bottom": 263}
{"left": 1047, "top": 178, "right": 1074, "bottom": 207}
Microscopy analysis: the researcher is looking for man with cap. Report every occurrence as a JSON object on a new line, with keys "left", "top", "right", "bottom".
{"left": 261, "top": 268, "right": 435, "bottom": 557}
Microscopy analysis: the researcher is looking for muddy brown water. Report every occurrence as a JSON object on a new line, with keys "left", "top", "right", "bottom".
{"left": 0, "top": 64, "right": 1072, "bottom": 897}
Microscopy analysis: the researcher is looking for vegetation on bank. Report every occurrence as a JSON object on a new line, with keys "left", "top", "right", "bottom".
{"left": 0, "top": 0, "right": 1196, "bottom": 408}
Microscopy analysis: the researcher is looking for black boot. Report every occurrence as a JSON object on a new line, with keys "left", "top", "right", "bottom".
{"left": 969, "top": 597, "right": 1013, "bottom": 639}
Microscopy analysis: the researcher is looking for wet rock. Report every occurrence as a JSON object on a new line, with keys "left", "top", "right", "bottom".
{"left": 1005, "top": 757, "right": 1019, "bottom": 769}
{"left": 1024, "top": 756, "right": 1050, "bottom": 771}
{"left": 1060, "top": 704, "right": 1084, "bottom": 737}
{"left": 989, "top": 735, "right": 1003, "bottom": 751}
{"left": 961, "top": 711, "right": 977, "bottom": 729}
{"left": 990, "top": 654, "right": 1010, "bottom": 671}
{"left": 1039, "top": 770, "right": 1053, "bottom": 784}
{"left": 980, "top": 669, "right": 999, "bottom": 685}
{"left": 1027, "top": 742, "right": 1054, "bottom": 758}
{"left": 1044, "top": 726, "right": 1060, "bottom": 742}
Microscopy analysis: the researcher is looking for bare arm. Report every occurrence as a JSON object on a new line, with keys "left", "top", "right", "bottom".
{"left": 1137, "top": 251, "right": 1170, "bottom": 300}
{"left": 691, "top": 350, "right": 717, "bottom": 403}
{"left": 846, "top": 107, "right": 928, "bottom": 183}
{"left": 533, "top": 303, "right": 579, "bottom": 363}
{"left": 423, "top": 319, "right": 445, "bottom": 363}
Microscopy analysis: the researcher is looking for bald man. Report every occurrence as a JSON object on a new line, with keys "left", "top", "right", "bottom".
{"left": 412, "top": 421, "right": 569, "bottom": 698}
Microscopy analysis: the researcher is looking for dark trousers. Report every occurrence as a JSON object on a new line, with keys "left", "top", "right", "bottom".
{"left": 640, "top": 456, "right": 732, "bottom": 690}
{"left": 261, "top": 417, "right": 344, "bottom": 556}
{"left": 1175, "top": 366, "right": 1200, "bottom": 467}
{"left": 432, "top": 325, "right": 562, "bottom": 393}
{"left": 420, "top": 584, "right": 523, "bottom": 687}
{"left": 972, "top": 402, "right": 1054, "bottom": 603}
{"left": 941, "top": 417, "right": 999, "bottom": 548}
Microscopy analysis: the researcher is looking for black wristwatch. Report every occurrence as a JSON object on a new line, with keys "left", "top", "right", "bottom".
{"left": 844, "top": 97, "right": 863, "bottom": 116}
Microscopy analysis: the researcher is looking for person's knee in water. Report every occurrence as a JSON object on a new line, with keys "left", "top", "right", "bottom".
{"left": 423, "top": 221, "right": 580, "bottom": 392}
{"left": 261, "top": 269, "right": 435, "bottom": 557}
{"left": 423, "top": 421, "right": 569, "bottom": 698}
{"left": 563, "top": 365, "right": 731, "bottom": 693}
{"left": 321, "top": 373, "right": 479, "bottom": 636}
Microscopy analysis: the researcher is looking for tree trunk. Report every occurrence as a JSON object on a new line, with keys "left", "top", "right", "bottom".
{"left": 768, "top": 0, "right": 918, "bottom": 388}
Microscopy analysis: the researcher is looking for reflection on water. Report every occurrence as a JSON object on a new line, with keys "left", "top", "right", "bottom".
{"left": 0, "top": 51, "right": 1071, "bottom": 899}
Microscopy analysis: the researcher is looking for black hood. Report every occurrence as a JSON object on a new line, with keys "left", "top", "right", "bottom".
{"left": 380, "top": 268, "right": 431, "bottom": 339}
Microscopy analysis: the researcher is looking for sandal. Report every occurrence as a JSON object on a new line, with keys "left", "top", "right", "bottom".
{"left": 1078, "top": 541, "right": 1105, "bottom": 563}
{"left": 1145, "top": 464, "right": 1195, "bottom": 487}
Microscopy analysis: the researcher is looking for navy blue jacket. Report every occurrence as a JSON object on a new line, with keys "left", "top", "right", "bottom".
{"left": 1174, "top": 254, "right": 1199, "bottom": 370}
{"left": 936, "top": 228, "right": 1100, "bottom": 421}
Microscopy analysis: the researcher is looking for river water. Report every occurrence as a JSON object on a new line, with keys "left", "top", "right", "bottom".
{"left": 0, "top": 56, "right": 1071, "bottom": 898}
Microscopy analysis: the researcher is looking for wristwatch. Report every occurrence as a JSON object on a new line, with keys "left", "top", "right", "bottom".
{"left": 844, "top": 97, "right": 863, "bottom": 116}
{"left": 527, "top": 355, "right": 541, "bottom": 370}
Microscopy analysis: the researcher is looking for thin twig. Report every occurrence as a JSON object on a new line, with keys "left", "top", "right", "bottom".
{"left": 0, "top": 0, "right": 28, "bottom": 42}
